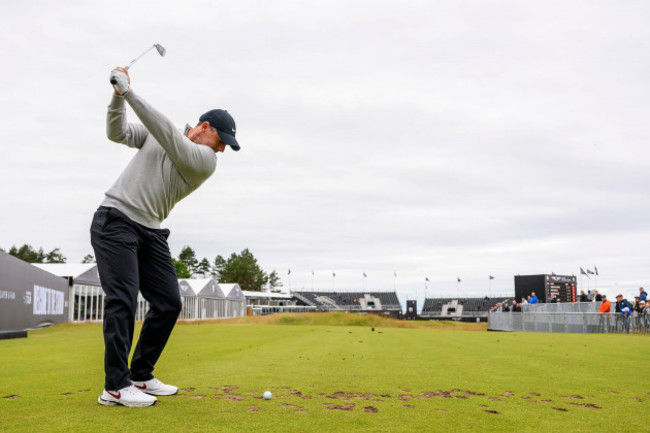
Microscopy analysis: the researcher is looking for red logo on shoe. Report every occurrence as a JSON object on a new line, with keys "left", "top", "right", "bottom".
{"left": 107, "top": 391, "right": 121, "bottom": 399}
{"left": 134, "top": 384, "right": 147, "bottom": 390}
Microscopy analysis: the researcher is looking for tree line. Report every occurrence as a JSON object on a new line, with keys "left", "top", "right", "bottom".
{"left": 1, "top": 244, "right": 281, "bottom": 292}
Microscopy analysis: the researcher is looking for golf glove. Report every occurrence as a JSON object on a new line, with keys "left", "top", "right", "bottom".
{"left": 110, "top": 69, "right": 130, "bottom": 96}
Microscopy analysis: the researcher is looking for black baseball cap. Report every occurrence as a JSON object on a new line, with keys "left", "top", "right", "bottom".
{"left": 199, "top": 109, "right": 240, "bottom": 151}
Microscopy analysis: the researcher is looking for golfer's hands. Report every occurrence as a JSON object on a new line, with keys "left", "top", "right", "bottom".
{"left": 110, "top": 67, "right": 130, "bottom": 96}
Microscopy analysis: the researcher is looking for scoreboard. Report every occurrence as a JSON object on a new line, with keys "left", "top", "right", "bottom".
{"left": 514, "top": 274, "right": 576, "bottom": 303}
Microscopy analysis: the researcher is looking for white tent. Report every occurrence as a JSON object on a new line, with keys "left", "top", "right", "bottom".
{"left": 219, "top": 284, "right": 246, "bottom": 318}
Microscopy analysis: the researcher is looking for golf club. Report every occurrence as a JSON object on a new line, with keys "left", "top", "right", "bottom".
{"left": 110, "top": 43, "right": 166, "bottom": 84}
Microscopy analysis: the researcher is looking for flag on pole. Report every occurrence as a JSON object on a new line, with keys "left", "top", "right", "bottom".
{"left": 363, "top": 272, "right": 367, "bottom": 278}
{"left": 580, "top": 267, "right": 590, "bottom": 278}
{"left": 586, "top": 269, "right": 595, "bottom": 275}
{"left": 594, "top": 266, "right": 599, "bottom": 276}
{"left": 457, "top": 277, "right": 461, "bottom": 282}
{"left": 287, "top": 269, "right": 291, "bottom": 275}
{"left": 489, "top": 275, "right": 495, "bottom": 280}
{"left": 425, "top": 277, "right": 429, "bottom": 282}
{"left": 394, "top": 272, "right": 397, "bottom": 277}
{"left": 333, "top": 272, "right": 336, "bottom": 277}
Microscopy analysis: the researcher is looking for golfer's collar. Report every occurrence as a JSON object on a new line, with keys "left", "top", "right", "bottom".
{"left": 184, "top": 124, "right": 192, "bottom": 136}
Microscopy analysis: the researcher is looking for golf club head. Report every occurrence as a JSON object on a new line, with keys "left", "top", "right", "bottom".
{"left": 154, "top": 44, "right": 166, "bottom": 57}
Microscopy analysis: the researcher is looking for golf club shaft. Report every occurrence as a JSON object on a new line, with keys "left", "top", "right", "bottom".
{"left": 109, "top": 44, "right": 163, "bottom": 85}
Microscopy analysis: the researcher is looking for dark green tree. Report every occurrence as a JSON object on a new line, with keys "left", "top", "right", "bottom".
{"left": 173, "top": 258, "right": 191, "bottom": 278}
{"left": 178, "top": 246, "right": 199, "bottom": 276}
{"left": 197, "top": 257, "right": 212, "bottom": 277}
{"left": 212, "top": 255, "right": 226, "bottom": 279}
{"left": 8, "top": 244, "right": 46, "bottom": 263}
{"left": 219, "top": 248, "right": 268, "bottom": 291}
{"left": 82, "top": 254, "right": 95, "bottom": 264}
{"left": 268, "top": 270, "right": 282, "bottom": 290}
{"left": 45, "top": 248, "right": 66, "bottom": 263}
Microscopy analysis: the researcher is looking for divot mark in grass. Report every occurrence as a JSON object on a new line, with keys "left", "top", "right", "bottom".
{"left": 221, "top": 386, "right": 238, "bottom": 393}
{"left": 3, "top": 395, "right": 19, "bottom": 399}
{"left": 633, "top": 398, "right": 643, "bottom": 402}
{"left": 227, "top": 395, "right": 243, "bottom": 401}
{"left": 60, "top": 392, "right": 73, "bottom": 395}
{"left": 363, "top": 406, "right": 378, "bottom": 413}
{"left": 280, "top": 404, "right": 308, "bottom": 413}
{"left": 181, "top": 388, "right": 195, "bottom": 392}
{"left": 501, "top": 391, "right": 514, "bottom": 397}
{"left": 398, "top": 395, "right": 412, "bottom": 401}
{"left": 552, "top": 407, "right": 568, "bottom": 412}
{"left": 190, "top": 395, "right": 206, "bottom": 399}
{"left": 247, "top": 407, "right": 260, "bottom": 413}
{"left": 404, "top": 405, "right": 416, "bottom": 409}
{"left": 529, "top": 392, "right": 541, "bottom": 396}
{"left": 324, "top": 403, "right": 355, "bottom": 411}
{"left": 484, "top": 410, "right": 499, "bottom": 414}
{"left": 567, "top": 403, "right": 601, "bottom": 409}
{"left": 542, "top": 400, "right": 553, "bottom": 402}
{"left": 488, "top": 397, "right": 501, "bottom": 402}
{"left": 562, "top": 395, "right": 585, "bottom": 400}
{"left": 436, "top": 409, "right": 448, "bottom": 413}
{"left": 327, "top": 392, "right": 377, "bottom": 401}
{"left": 77, "top": 389, "right": 90, "bottom": 393}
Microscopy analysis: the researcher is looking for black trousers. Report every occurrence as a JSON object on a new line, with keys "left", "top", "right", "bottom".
{"left": 90, "top": 206, "right": 182, "bottom": 390}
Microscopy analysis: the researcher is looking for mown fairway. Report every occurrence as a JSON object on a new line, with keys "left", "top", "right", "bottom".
{"left": 0, "top": 313, "right": 647, "bottom": 432}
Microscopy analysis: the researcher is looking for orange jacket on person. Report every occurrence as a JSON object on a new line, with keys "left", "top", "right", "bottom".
{"left": 598, "top": 300, "right": 611, "bottom": 313}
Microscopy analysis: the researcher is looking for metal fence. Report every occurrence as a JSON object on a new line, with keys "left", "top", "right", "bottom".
{"left": 488, "top": 311, "right": 650, "bottom": 334}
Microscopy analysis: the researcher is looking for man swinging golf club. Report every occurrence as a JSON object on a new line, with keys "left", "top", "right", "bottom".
{"left": 92, "top": 66, "right": 240, "bottom": 407}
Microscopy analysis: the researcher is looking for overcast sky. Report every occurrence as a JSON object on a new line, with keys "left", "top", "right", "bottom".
{"left": 1, "top": 0, "right": 649, "bottom": 304}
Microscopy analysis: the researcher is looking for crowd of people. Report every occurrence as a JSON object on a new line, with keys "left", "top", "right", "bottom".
{"left": 490, "top": 287, "right": 649, "bottom": 316}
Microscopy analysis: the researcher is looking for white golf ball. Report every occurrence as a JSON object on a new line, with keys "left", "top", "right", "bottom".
{"left": 263, "top": 391, "right": 272, "bottom": 400}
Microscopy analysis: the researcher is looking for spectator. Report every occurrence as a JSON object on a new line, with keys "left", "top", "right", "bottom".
{"left": 579, "top": 290, "right": 589, "bottom": 302}
{"left": 529, "top": 292, "right": 538, "bottom": 304}
{"left": 598, "top": 295, "right": 611, "bottom": 313}
{"left": 639, "top": 301, "right": 646, "bottom": 314}
{"left": 615, "top": 294, "right": 633, "bottom": 315}
{"left": 594, "top": 290, "right": 602, "bottom": 302}
{"left": 521, "top": 297, "right": 528, "bottom": 305}
{"left": 548, "top": 293, "right": 558, "bottom": 303}
{"left": 587, "top": 290, "right": 596, "bottom": 301}
{"left": 512, "top": 301, "right": 521, "bottom": 312}
{"left": 639, "top": 287, "right": 647, "bottom": 302}
{"left": 502, "top": 302, "right": 510, "bottom": 312}
{"left": 633, "top": 296, "right": 643, "bottom": 314}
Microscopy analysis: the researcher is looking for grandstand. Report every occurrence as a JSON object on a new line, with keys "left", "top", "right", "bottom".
{"left": 292, "top": 291, "right": 402, "bottom": 316}
{"left": 421, "top": 296, "right": 512, "bottom": 321}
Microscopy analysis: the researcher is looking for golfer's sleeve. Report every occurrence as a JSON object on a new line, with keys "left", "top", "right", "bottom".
{"left": 124, "top": 91, "right": 216, "bottom": 184}
{"left": 106, "top": 95, "right": 148, "bottom": 148}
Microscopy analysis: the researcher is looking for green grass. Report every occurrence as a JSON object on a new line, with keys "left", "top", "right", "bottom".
{"left": 0, "top": 314, "right": 647, "bottom": 432}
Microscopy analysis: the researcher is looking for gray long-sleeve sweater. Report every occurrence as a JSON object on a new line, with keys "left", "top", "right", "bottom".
{"left": 101, "top": 91, "right": 217, "bottom": 228}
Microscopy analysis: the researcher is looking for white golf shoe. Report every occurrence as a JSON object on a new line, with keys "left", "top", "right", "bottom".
{"left": 131, "top": 378, "right": 179, "bottom": 396}
{"left": 98, "top": 384, "right": 157, "bottom": 407}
